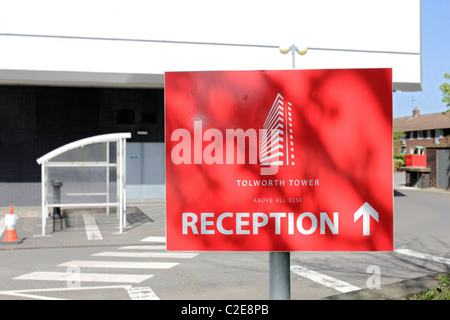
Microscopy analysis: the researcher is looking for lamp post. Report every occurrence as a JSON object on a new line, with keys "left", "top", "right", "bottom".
{"left": 279, "top": 44, "right": 308, "bottom": 69}
{"left": 269, "top": 44, "right": 307, "bottom": 300}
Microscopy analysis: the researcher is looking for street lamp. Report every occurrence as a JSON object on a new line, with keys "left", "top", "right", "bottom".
{"left": 279, "top": 44, "right": 308, "bottom": 69}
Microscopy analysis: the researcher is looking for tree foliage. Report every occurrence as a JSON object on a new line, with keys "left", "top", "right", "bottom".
{"left": 439, "top": 73, "right": 450, "bottom": 112}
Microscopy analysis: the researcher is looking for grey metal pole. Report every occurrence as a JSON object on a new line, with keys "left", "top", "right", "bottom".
{"left": 291, "top": 44, "right": 296, "bottom": 69}
{"left": 269, "top": 45, "right": 299, "bottom": 300}
{"left": 269, "top": 252, "right": 291, "bottom": 299}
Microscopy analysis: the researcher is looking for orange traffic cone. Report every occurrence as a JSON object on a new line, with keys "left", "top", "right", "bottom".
{"left": 1, "top": 206, "right": 22, "bottom": 244}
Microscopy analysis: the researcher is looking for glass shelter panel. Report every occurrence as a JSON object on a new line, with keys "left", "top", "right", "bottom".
{"left": 46, "top": 166, "right": 117, "bottom": 205}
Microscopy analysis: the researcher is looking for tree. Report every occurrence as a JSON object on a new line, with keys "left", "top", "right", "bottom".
{"left": 393, "top": 128, "right": 406, "bottom": 155}
{"left": 439, "top": 73, "right": 450, "bottom": 113}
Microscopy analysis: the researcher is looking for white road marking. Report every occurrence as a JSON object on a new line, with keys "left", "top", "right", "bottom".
{"left": 395, "top": 249, "right": 450, "bottom": 265}
{"left": 58, "top": 260, "right": 178, "bottom": 269}
{"left": 0, "top": 217, "right": 5, "bottom": 237}
{"left": 92, "top": 251, "right": 198, "bottom": 259}
{"left": 141, "top": 236, "right": 166, "bottom": 243}
{"left": 0, "top": 285, "right": 145, "bottom": 300}
{"left": 14, "top": 271, "right": 153, "bottom": 283}
{"left": 8, "top": 235, "right": 187, "bottom": 300}
{"left": 126, "top": 286, "right": 160, "bottom": 300}
{"left": 291, "top": 265, "right": 360, "bottom": 293}
{"left": 119, "top": 245, "right": 166, "bottom": 250}
{"left": 0, "top": 291, "right": 67, "bottom": 300}
{"left": 82, "top": 213, "right": 102, "bottom": 240}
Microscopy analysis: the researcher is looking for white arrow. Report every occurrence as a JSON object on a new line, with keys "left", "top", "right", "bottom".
{"left": 354, "top": 202, "right": 379, "bottom": 236}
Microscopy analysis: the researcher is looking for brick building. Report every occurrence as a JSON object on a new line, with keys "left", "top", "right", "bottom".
{"left": 394, "top": 107, "right": 450, "bottom": 154}
{"left": 394, "top": 107, "right": 450, "bottom": 189}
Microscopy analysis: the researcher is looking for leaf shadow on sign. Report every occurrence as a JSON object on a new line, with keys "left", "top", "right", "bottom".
{"left": 235, "top": 69, "right": 394, "bottom": 251}
{"left": 268, "top": 69, "right": 392, "bottom": 251}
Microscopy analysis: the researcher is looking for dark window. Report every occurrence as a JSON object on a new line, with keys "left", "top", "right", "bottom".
{"left": 143, "top": 112, "right": 157, "bottom": 124}
{"left": 117, "top": 109, "right": 135, "bottom": 124}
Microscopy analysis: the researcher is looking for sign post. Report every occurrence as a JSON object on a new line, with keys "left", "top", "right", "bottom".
{"left": 165, "top": 68, "right": 393, "bottom": 298}
{"left": 268, "top": 45, "right": 306, "bottom": 300}
{"left": 269, "top": 251, "right": 290, "bottom": 300}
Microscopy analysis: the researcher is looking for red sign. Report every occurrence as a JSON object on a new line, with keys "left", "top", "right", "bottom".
{"left": 405, "top": 154, "right": 427, "bottom": 167}
{"left": 165, "top": 69, "right": 393, "bottom": 251}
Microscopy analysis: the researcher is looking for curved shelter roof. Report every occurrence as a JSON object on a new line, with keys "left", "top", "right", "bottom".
{"left": 36, "top": 133, "right": 131, "bottom": 164}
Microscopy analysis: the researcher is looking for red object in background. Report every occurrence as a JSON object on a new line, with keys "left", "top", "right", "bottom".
{"left": 165, "top": 69, "right": 393, "bottom": 252}
{"left": 405, "top": 154, "right": 427, "bottom": 167}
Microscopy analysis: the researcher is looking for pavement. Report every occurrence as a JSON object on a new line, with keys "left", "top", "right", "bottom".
{"left": 0, "top": 202, "right": 165, "bottom": 250}
{"left": 1, "top": 172, "right": 449, "bottom": 300}
{"left": 394, "top": 170, "right": 450, "bottom": 195}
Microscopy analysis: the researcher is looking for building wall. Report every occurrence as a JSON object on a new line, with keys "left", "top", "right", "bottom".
{"left": 0, "top": 0, "right": 422, "bottom": 91}
{"left": 0, "top": 86, "right": 164, "bottom": 181}
{"left": 427, "top": 148, "right": 438, "bottom": 187}
{"left": 426, "top": 146, "right": 450, "bottom": 189}
{"left": 437, "top": 148, "right": 450, "bottom": 189}
{"left": 0, "top": 85, "right": 164, "bottom": 205}
{"left": 396, "top": 129, "right": 450, "bottom": 154}
{"left": 127, "top": 142, "right": 165, "bottom": 201}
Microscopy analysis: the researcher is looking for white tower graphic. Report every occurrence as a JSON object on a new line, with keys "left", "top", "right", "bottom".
{"left": 259, "top": 93, "right": 295, "bottom": 169}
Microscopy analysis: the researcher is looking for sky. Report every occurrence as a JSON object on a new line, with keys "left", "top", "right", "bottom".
{"left": 393, "top": 0, "right": 450, "bottom": 118}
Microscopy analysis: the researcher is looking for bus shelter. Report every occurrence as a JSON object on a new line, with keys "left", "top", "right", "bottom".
{"left": 36, "top": 133, "right": 131, "bottom": 235}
